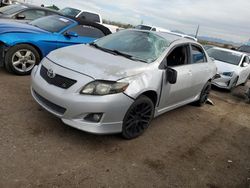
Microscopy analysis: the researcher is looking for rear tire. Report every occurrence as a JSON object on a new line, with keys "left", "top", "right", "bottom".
{"left": 5, "top": 44, "right": 40, "bottom": 75}
{"left": 122, "top": 95, "right": 154, "bottom": 139}
{"left": 194, "top": 81, "right": 211, "bottom": 106}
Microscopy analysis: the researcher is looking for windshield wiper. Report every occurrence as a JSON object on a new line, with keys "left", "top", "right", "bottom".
{"left": 89, "top": 43, "right": 148, "bottom": 63}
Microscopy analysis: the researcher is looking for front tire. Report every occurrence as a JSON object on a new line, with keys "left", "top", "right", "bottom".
{"left": 122, "top": 95, "right": 154, "bottom": 139}
{"left": 5, "top": 44, "right": 40, "bottom": 75}
{"left": 230, "top": 76, "right": 238, "bottom": 91}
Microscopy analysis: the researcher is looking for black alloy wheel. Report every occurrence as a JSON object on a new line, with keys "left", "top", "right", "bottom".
{"left": 122, "top": 95, "right": 154, "bottom": 139}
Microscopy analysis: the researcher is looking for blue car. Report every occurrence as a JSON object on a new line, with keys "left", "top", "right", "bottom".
{"left": 0, "top": 15, "right": 111, "bottom": 75}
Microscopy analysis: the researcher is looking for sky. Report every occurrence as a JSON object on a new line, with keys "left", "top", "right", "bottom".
{"left": 28, "top": 0, "right": 250, "bottom": 43}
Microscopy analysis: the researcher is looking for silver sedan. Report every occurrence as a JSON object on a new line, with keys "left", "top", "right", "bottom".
{"left": 31, "top": 29, "right": 217, "bottom": 139}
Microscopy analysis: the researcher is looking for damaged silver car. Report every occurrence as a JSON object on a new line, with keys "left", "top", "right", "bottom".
{"left": 31, "top": 29, "right": 217, "bottom": 139}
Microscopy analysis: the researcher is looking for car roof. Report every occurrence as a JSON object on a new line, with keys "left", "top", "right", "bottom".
{"left": 60, "top": 7, "right": 101, "bottom": 16}
{"left": 129, "top": 29, "right": 199, "bottom": 46}
{"left": 13, "top": 3, "right": 61, "bottom": 13}
{"left": 212, "top": 47, "right": 246, "bottom": 56}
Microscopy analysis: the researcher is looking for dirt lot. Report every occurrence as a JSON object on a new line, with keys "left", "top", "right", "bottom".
{"left": 0, "top": 67, "right": 250, "bottom": 188}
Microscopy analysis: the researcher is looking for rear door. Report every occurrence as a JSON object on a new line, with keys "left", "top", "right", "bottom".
{"left": 188, "top": 44, "right": 211, "bottom": 97}
{"left": 57, "top": 25, "right": 105, "bottom": 49}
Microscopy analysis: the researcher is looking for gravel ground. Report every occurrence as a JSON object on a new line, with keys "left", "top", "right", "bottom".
{"left": 0, "top": 68, "right": 250, "bottom": 188}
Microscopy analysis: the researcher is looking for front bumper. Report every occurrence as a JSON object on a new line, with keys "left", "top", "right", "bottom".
{"left": 212, "top": 74, "right": 237, "bottom": 90}
{"left": 31, "top": 63, "right": 134, "bottom": 134}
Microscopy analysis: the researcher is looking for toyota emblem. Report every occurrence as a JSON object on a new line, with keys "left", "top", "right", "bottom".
{"left": 47, "top": 68, "right": 55, "bottom": 78}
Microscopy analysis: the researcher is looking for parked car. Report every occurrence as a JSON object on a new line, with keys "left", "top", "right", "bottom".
{"left": 135, "top": 25, "right": 197, "bottom": 41}
{"left": 203, "top": 45, "right": 214, "bottom": 51}
{"left": 31, "top": 29, "right": 217, "bottom": 139}
{"left": 207, "top": 47, "right": 250, "bottom": 90}
{"left": 0, "top": 0, "right": 12, "bottom": 7}
{"left": 59, "top": 7, "right": 102, "bottom": 24}
{"left": 0, "top": 4, "right": 61, "bottom": 22}
{"left": 135, "top": 24, "right": 163, "bottom": 31}
{"left": 238, "top": 45, "right": 250, "bottom": 55}
{"left": 59, "top": 7, "right": 121, "bottom": 33}
{"left": 0, "top": 15, "right": 111, "bottom": 75}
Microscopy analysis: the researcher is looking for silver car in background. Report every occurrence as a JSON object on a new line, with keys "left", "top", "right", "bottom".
{"left": 207, "top": 47, "right": 250, "bottom": 90}
{"left": 31, "top": 29, "right": 217, "bottom": 139}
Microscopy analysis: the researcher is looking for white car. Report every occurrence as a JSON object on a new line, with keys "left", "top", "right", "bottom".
{"left": 59, "top": 7, "right": 121, "bottom": 33}
{"left": 207, "top": 47, "right": 250, "bottom": 90}
{"left": 59, "top": 7, "right": 103, "bottom": 24}
{"left": 134, "top": 24, "right": 170, "bottom": 32}
{"left": 134, "top": 25, "right": 197, "bottom": 41}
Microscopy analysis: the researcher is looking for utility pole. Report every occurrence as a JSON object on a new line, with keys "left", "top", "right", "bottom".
{"left": 195, "top": 24, "right": 200, "bottom": 38}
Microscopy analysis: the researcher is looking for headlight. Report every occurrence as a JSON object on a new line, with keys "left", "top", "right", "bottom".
{"left": 80, "top": 81, "right": 129, "bottom": 95}
{"left": 222, "top": 72, "right": 234, "bottom": 77}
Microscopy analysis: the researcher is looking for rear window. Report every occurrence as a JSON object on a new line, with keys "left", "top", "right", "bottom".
{"left": 30, "top": 16, "right": 74, "bottom": 33}
{"left": 59, "top": 7, "right": 81, "bottom": 17}
{"left": 66, "top": 25, "right": 105, "bottom": 38}
{"left": 0, "top": 4, "right": 27, "bottom": 15}
{"left": 79, "top": 12, "right": 100, "bottom": 23}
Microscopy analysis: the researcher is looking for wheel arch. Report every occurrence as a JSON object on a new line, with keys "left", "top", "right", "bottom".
{"left": 138, "top": 90, "right": 158, "bottom": 107}
{"left": 16, "top": 42, "right": 44, "bottom": 60}
{"left": 11, "top": 43, "right": 43, "bottom": 60}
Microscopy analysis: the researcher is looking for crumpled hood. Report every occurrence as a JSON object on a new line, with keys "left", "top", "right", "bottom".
{"left": 214, "top": 60, "right": 239, "bottom": 73}
{"left": 0, "top": 20, "right": 49, "bottom": 34}
{"left": 47, "top": 44, "right": 149, "bottom": 80}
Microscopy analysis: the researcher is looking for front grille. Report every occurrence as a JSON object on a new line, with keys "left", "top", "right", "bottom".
{"left": 40, "top": 65, "right": 77, "bottom": 89}
{"left": 33, "top": 89, "right": 66, "bottom": 115}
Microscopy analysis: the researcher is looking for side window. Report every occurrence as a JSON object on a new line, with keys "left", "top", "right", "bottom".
{"left": 243, "top": 56, "right": 250, "bottom": 63}
{"left": 242, "top": 56, "right": 250, "bottom": 66}
{"left": 167, "top": 45, "right": 189, "bottom": 67}
{"left": 66, "top": 25, "right": 105, "bottom": 38}
{"left": 18, "top": 9, "right": 46, "bottom": 20}
{"left": 151, "top": 28, "right": 156, "bottom": 31}
{"left": 191, "top": 45, "right": 207, "bottom": 63}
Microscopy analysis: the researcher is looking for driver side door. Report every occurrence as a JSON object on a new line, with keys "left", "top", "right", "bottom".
{"left": 158, "top": 43, "right": 195, "bottom": 112}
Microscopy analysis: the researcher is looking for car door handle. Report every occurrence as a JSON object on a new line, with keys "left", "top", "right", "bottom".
{"left": 188, "top": 70, "right": 192, "bottom": 75}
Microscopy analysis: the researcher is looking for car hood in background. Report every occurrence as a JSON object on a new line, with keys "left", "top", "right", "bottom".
{"left": 214, "top": 60, "right": 239, "bottom": 73}
{"left": 47, "top": 44, "right": 149, "bottom": 81}
{"left": 0, "top": 21, "right": 49, "bottom": 34}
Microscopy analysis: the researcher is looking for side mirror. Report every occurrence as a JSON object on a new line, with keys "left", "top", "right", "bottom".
{"left": 64, "top": 31, "right": 78, "bottom": 38}
{"left": 242, "top": 62, "right": 249, "bottom": 67}
{"left": 16, "top": 14, "right": 25, "bottom": 20}
{"left": 166, "top": 68, "right": 177, "bottom": 84}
